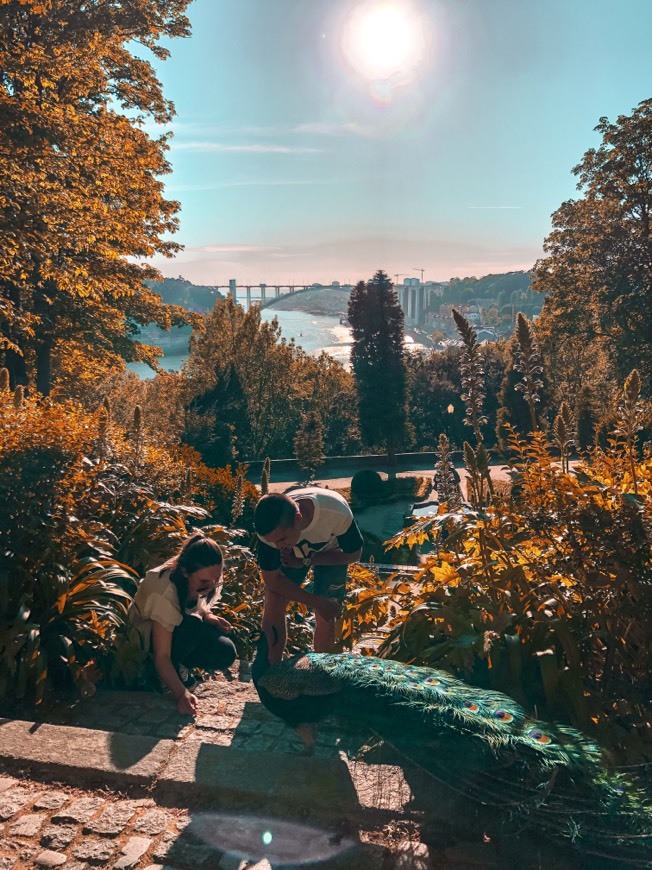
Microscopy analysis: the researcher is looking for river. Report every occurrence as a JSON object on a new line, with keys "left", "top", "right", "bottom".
{"left": 127, "top": 309, "right": 427, "bottom": 379}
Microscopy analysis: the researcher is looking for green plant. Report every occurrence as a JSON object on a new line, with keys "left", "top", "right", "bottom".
{"left": 351, "top": 469, "right": 385, "bottom": 501}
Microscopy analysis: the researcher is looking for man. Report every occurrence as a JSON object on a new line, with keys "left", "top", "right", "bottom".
{"left": 255, "top": 487, "right": 363, "bottom": 663}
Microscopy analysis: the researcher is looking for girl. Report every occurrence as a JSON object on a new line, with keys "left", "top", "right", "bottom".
{"left": 131, "top": 532, "right": 237, "bottom": 715}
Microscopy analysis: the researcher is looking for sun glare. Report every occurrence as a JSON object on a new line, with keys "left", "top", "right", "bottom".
{"left": 341, "top": 1, "right": 426, "bottom": 84}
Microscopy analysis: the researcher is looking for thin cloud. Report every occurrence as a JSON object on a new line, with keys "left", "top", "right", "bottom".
{"left": 188, "top": 244, "right": 281, "bottom": 254}
{"left": 167, "top": 178, "right": 337, "bottom": 192}
{"left": 171, "top": 141, "right": 323, "bottom": 154}
{"left": 467, "top": 206, "right": 523, "bottom": 210}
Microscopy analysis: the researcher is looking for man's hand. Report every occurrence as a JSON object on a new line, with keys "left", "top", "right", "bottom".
{"left": 280, "top": 547, "right": 304, "bottom": 569}
{"left": 176, "top": 688, "right": 198, "bottom": 717}
{"left": 313, "top": 595, "right": 341, "bottom": 622}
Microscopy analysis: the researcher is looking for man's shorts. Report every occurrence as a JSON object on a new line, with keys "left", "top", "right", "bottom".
{"left": 281, "top": 564, "right": 348, "bottom": 604}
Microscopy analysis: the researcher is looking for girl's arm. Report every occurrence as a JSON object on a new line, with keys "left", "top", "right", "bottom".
{"left": 151, "top": 621, "right": 197, "bottom": 716}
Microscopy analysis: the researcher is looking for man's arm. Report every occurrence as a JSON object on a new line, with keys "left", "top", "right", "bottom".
{"left": 311, "top": 547, "right": 361, "bottom": 566}
{"left": 261, "top": 569, "right": 340, "bottom": 620}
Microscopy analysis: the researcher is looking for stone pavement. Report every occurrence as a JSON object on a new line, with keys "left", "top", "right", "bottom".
{"left": 0, "top": 668, "right": 505, "bottom": 869}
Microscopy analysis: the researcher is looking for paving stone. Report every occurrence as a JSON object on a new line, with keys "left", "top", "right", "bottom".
{"left": 72, "top": 839, "right": 116, "bottom": 864}
{"left": 8, "top": 812, "right": 45, "bottom": 837}
{"left": 152, "top": 832, "right": 215, "bottom": 866}
{"left": 34, "top": 851, "right": 67, "bottom": 868}
{"left": 113, "top": 836, "right": 152, "bottom": 869}
{"left": 151, "top": 831, "right": 176, "bottom": 861}
{"left": 133, "top": 808, "right": 172, "bottom": 835}
{"left": 19, "top": 845, "right": 38, "bottom": 861}
{"left": 41, "top": 824, "right": 77, "bottom": 849}
{"left": 0, "top": 857, "right": 16, "bottom": 869}
{"left": 84, "top": 800, "right": 137, "bottom": 836}
{"left": 0, "top": 788, "right": 35, "bottom": 820}
{"left": 53, "top": 796, "right": 104, "bottom": 824}
{"left": 394, "top": 841, "right": 432, "bottom": 869}
{"left": 0, "top": 776, "right": 18, "bottom": 794}
{"left": 217, "top": 855, "right": 249, "bottom": 870}
{"left": 33, "top": 791, "right": 70, "bottom": 811}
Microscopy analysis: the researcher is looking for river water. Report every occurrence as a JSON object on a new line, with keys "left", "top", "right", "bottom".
{"left": 127, "top": 309, "right": 425, "bottom": 379}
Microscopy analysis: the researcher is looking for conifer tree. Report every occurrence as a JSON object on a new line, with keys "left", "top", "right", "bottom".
{"left": 348, "top": 270, "right": 408, "bottom": 465}
{"left": 294, "top": 411, "right": 325, "bottom": 483}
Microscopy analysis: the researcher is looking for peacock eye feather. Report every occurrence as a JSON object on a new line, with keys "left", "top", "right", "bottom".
{"left": 528, "top": 729, "right": 551, "bottom": 743}
{"left": 494, "top": 709, "right": 514, "bottom": 723}
{"left": 465, "top": 702, "right": 480, "bottom": 712}
{"left": 424, "top": 677, "right": 440, "bottom": 685}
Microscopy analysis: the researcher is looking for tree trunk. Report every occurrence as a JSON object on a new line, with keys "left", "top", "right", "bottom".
{"left": 4, "top": 348, "right": 28, "bottom": 390}
{"left": 387, "top": 441, "right": 397, "bottom": 479}
{"left": 35, "top": 340, "right": 52, "bottom": 396}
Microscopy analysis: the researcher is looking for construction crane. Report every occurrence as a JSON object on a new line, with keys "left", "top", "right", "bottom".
{"left": 413, "top": 267, "right": 425, "bottom": 283}
{"left": 393, "top": 273, "right": 406, "bottom": 285}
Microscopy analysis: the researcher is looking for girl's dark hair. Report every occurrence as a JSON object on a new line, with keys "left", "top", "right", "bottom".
{"left": 162, "top": 532, "right": 223, "bottom": 608}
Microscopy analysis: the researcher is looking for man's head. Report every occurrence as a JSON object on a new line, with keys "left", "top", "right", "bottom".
{"left": 255, "top": 493, "right": 302, "bottom": 548}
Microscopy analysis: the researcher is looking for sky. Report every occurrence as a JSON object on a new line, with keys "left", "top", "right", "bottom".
{"left": 146, "top": 0, "right": 652, "bottom": 287}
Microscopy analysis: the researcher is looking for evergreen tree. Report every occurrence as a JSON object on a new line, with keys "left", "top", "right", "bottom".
{"left": 294, "top": 411, "right": 325, "bottom": 483}
{"left": 348, "top": 270, "right": 408, "bottom": 464}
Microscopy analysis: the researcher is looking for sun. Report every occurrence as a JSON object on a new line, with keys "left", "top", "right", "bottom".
{"left": 341, "top": 1, "right": 425, "bottom": 83}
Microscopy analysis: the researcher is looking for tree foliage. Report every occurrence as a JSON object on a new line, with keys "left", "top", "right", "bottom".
{"left": 0, "top": 0, "right": 193, "bottom": 394}
{"left": 184, "top": 297, "right": 358, "bottom": 460}
{"left": 534, "top": 99, "right": 652, "bottom": 396}
{"left": 348, "top": 270, "right": 408, "bottom": 463}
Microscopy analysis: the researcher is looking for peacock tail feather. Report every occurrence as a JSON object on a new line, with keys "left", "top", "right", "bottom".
{"left": 255, "top": 648, "right": 652, "bottom": 864}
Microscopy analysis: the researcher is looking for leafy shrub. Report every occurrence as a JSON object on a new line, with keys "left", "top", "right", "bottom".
{"left": 351, "top": 468, "right": 385, "bottom": 500}
{"left": 0, "top": 382, "right": 257, "bottom": 704}
{"left": 344, "top": 370, "right": 652, "bottom": 754}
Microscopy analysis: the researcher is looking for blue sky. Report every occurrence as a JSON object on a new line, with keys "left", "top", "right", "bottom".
{"left": 148, "top": 0, "right": 652, "bottom": 286}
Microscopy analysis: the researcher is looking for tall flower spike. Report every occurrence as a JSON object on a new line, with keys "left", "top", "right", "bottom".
{"left": 0, "top": 368, "right": 9, "bottom": 392}
{"left": 434, "top": 433, "right": 463, "bottom": 509}
{"left": 513, "top": 313, "right": 544, "bottom": 432}
{"left": 616, "top": 369, "right": 644, "bottom": 495}
{"left": 554, "top": 401, "right": 574, "bottom": 473}
{"left": 452, "top": 309, "right": 488, "bottom": 444}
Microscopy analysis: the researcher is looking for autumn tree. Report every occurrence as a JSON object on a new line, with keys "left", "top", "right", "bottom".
{"left": 0, "top": 0, "right": 193, "bottom": 395}
{"left": 534, "top": 99, "right": 652, "bottom": 397}
{"left": 184, "top": 297, "right": 357, "bottom": 460}
{"left": 348, "top": 270, "right": 408, "bottom": 464}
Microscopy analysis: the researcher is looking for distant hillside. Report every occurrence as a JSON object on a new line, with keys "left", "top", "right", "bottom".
{"left": 145, "top": 276, "right": 223, "bottom": 312}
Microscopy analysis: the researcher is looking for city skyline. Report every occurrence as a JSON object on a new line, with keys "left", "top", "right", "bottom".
{"left": 146, "top": 0, "right": 652, "bottom": 285}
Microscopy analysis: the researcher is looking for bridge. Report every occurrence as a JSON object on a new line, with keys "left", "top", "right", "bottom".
{"left": 209, "top": 280, "right": 311, "bottom": 310}
{"left": 215, "top": 279, "right": 434, "bottom": 325}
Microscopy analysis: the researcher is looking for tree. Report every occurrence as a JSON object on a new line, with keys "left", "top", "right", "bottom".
{"left": 0, "top": 0, "right": 193, "bottom": 394}
{"left": 184, "top": 297, "right": 357, "bottom": 461}
{"left": 534, "top": 99, "right": 652, "bottom": 395}
{"left": 294, "top": 411, "right": 325, "bottom": 483}
{"left": 348, "top": 270, "right": 408, "bottom": 464}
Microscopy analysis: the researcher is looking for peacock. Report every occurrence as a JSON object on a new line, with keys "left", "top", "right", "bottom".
{"left": 252, "top": 633, "right": 652, "bottom": 867}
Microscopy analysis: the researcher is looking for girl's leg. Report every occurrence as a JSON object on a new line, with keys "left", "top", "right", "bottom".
{"left": 171, "top": 615, "right": 237, "bottom": 672}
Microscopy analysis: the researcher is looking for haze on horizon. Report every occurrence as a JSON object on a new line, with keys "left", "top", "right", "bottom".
{"left": 148, "top": 0, "right": 652, "bottom": 287}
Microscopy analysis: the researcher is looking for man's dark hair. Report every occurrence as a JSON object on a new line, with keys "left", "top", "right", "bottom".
{"left": 255, "top": 493, "right": 298, "bottom": 536}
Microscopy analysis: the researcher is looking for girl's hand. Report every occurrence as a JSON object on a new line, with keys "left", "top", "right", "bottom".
{"left": 213, "top": 615, "right": 232, "bottom": 632}
{"left": 176, "top": 688, "right": 198, "bottom": 717}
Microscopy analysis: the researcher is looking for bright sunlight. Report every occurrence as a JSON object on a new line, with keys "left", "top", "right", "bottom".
{"left": 341, "top": 1, "right": 426, "bottom": 82}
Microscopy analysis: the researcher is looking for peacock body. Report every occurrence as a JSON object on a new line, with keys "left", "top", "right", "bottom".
{"left": 252, "top": 639, "right": 652, "bottom": 866}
